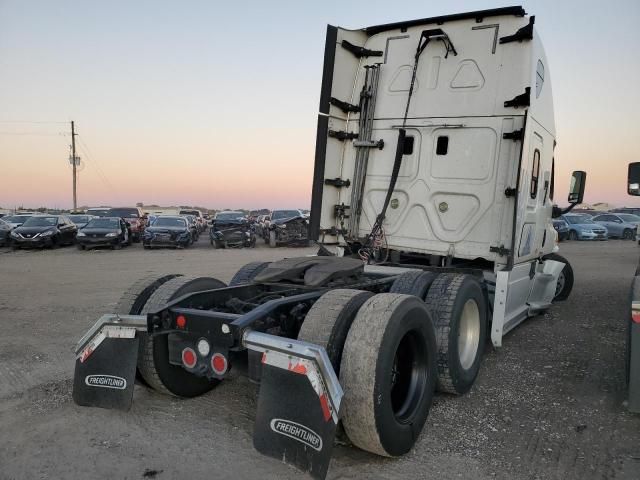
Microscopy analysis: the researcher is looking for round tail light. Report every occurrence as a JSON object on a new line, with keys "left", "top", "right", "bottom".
{"left": 211, "top": 353, "right": 228, "bottom": 375}
{"left": 182, "top": 347, "right": 197, "bottom": 369}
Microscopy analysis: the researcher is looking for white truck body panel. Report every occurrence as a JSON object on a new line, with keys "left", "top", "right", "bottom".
{"left": 312, "top": 10, "right": 557, "bottom": 268}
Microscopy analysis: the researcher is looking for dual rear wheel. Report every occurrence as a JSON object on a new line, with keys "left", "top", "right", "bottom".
{"left": 297, "top": 271, "right": 487, "bottom": 457}
{"left": 115, "top": 274, "right": 226, "bottom": 397}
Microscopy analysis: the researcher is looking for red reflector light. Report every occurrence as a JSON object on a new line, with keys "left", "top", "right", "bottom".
{"left": 211, "top": 353, "right": 228, "bottom": 375}
{"left": 176, "top": 315, "right": 187, "bottom": 329}
{"left": 182, "top": 348, "right": 197, "bottom": 368}
{"left": 633, "top": 312, "right": 640, "bottom": 324}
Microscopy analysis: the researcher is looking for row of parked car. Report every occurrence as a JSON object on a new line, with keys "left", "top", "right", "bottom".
{"left": 209, "top": 209, "right": 309, "bottom": 248}
{"left": 552, "top": 211, "right": 640, "bottom": 242}
{"left": 0, "top": 207, "right": 208, "bottom": 250}
{"left": 0, "top": 207, "right": 311, "bottom": 250}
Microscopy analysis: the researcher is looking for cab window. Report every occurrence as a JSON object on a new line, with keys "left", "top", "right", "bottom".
{"left": 530, "top": 149, "right": 540, "bottom": 199}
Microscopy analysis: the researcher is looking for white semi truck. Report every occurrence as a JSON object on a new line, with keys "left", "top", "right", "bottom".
{"left": 72, "top": 7, "right": 586, "bottom": 479}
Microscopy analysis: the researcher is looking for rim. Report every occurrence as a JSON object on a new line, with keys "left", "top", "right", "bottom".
{"left": 390, "top": 330, "right": 429, "bottom": 422}
{"left": 458, "top": 299, "right": 481, "bottom": 370}
{"left": 555, "top": 270, "right": 566, "bottom": 297}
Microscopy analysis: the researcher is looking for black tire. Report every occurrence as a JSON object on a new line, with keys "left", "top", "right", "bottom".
{"left": 568, "top": 230, "right": 578, "bottom": 241}
{"left": 138, "top": 276, "right": 227, "bottom": 397}
{"left": 77, "top": 244, "right": 85, "bottom": 251}
{"left": 623, "top": 229, "right": 635, "bottom": 240}
{"left": 297, "top": 289, "right": 374, "bottom": 374}
{"left": 425, "top": 274, "right": 487, "bottom": 395}
{"left": 543, "top": 252, "right": 574, "bottom": 301}
{"left": 389, "top": 271, "right": 437, "bottom": 300}
{"left": 115, "top": 274, "right": 181, "bottom": 317}
{"left": 340, "top": 293, "right": 437, "bottom": 457}
{"left": 269, "top": 230, "right": 277, "bottom": 248}
{"left": 229, "top": 261, "right": 271, "bottom": 286}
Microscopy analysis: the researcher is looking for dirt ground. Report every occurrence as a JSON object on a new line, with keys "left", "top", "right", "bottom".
{"left": 0, "top": 238, "right": 639, "bottom": 480}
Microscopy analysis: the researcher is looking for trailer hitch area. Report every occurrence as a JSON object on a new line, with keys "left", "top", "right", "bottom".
{"left": 72, "top": 314, "right": 147, "bottom": 411}
{"left": 243, "top": 330, "right": 343, "bottom": 480}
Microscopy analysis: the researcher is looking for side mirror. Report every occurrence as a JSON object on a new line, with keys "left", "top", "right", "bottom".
{"left": 568, "top": 171, "right": 586, "bottom": 204}
{"left": 58, "top": 223, "right": 65, "bottom": 227}
{"left": 628, "top": 162, "right": 640, "bottom": 196}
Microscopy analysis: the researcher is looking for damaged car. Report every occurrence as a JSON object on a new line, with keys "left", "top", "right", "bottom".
{"left": 142, "top": 216, "right": 192, "bottom": 249}
{"left": 76, "top": 217, "right": 131, "bottom": 250}
{"left": 267, "top": 209, "right": 309, "bottom": 247}
{"left": 209, "top": 211, "right": 255, "bottom": 249}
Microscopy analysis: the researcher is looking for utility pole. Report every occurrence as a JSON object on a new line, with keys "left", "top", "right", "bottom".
{"left": 71, "top": 121, "right": 78, "bottom": 211}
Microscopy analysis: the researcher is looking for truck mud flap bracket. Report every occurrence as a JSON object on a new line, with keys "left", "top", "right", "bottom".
{"left": 72, "top": 314, "right": 147, "bottom": 411}
{"left": 244, "top": 330, "right": 343, "bottom": 480}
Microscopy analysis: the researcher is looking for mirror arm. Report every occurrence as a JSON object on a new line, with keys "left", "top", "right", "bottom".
{"left": 552, "top": 203, "right": 578, "bottom": 218}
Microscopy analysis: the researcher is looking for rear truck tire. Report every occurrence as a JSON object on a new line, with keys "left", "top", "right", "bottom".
{"left": 115, "top": 273, "right": 182, "bottom": 387}
{"left": 339, "top": 293, "right": 437, "bottom": 457}
{"left": 115, "top": 274, "right": 182, "bottom": 318}
{"left": 425, "top": 274, "right": 487, "bottom": 395}
{"left": 624, "top": 229, "right": 635, "bottom": 240}
{"left": 229, "top": 261, "right": 271, "bottom": 286}
{"left": 139, "top": 276, "right": 227, "bottom": 397}
{"left": 297, "top": 289, "right": 374, "bottom": 373}
{"left": 269, "top": 230, "right": 277, "bottom": 248}
{"left": 543, "top": 252, "right": 574, "bottom": 301}
{"left": 390, "top": 271, "right": 437, "bottom": 300}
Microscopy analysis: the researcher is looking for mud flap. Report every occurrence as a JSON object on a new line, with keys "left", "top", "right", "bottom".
{"left": 244, "top": 331, "right": 342, "bottom": 480}
{"left": 73, "top": 337, "right": 139, "bottom": 411}
{"left": 254, "top": 365, "right": 336, "bottom": 479}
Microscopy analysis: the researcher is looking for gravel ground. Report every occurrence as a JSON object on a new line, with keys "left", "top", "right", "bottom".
{"left": 0, "top": 238, "right": 639, "bottom": 480}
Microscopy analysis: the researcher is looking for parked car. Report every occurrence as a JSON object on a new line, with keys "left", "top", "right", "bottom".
{"left": 611, "top": 207, "right": 640, "bottom": 217}
{"left": 142, "top": 216, "right": 192, "bottom": 249}
{"left": 3, "top": 214, "right": 34, "bottom": 228}
{"left": 107, "top": 207, "right": 148, "bottom": 242}
{"left": 0, "top": 218, "right": 12, "bottom": 246}
{"left": 258, "top": 214, "right": 271, "bottom": 240}
{"left": 76, "top": 217, "right": 131, "bottom": 250}
{"left": 10, "top": 215, "right": 77, "bottom": 249}
{"left": 266, "top": 209, "right": 309, "bottom": 247}
{"left": 552, "top": 218, "right": 569, "bottom": 241}
{"left": 210, "top": 211, "right": 256, "bottom": 248}
{"left": 562, "top": 214, "right": 608, "bottom": 241}
{"left": 67, "top": 214, "right": 95, "bottom": 230}
{"left": 182, "top": 214, "right": 200, "bottom": 241}
{"left": 591, "top": 213, "right": 638, "bottom": 240}
{"left": 85, "top": 207, "right": 112, "bottom": 217}
{"left": 179, "top": 209, "right": 205, "bottom": 232}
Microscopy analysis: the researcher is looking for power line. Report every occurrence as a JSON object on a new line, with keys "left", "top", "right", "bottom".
{"left": 0, "top": 131, "right": 69, "bottom": 136}
{"left": 0, "top": 120, "right": 69, "bottom": 125}
{"left": 76, "top": 135, "right": 117, "bottom": 194}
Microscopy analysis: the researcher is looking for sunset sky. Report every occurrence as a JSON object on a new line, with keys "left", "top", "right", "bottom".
{"left": 1, "top": 0, "right": 638, "bottom": 210}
